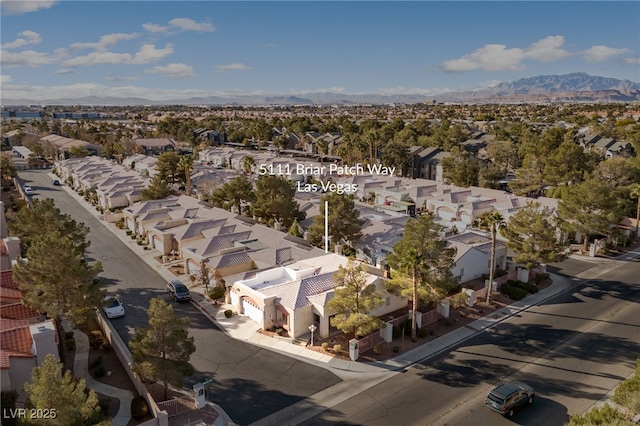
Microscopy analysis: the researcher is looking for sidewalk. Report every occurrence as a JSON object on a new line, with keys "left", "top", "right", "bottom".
{"left": 189, "top": 272, "right": 575, "bottom": 375}
{"left": 62, "top": 320, "right": 134, "bottom": 426}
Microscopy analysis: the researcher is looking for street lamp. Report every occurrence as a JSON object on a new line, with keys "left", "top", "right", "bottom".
{"left": 309, "top": 324, "right": 317, "bottom": 346}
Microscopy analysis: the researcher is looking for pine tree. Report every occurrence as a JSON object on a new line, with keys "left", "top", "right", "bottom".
{"left": 326, "top": 260, "right": 384, "bottom": 338}
{"left": 130, "top": 299, "right": 195, "bottom": 400}
{"left": 24, "top": 354, "right": 105, "bottom": 425}
{"left": 501, "top": 202, "right": 567, "bottom": 270}
{"left": 308, "top": 192, "right": 364, "bottom": 250}
{"left": 386, "top": 215, "right": 457, "bottom": 341}
{"left": 251, "top": 175, "right": 304, "bottom": 228}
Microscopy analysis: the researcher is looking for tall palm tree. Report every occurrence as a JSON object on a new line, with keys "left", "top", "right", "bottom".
{"left": 476, "top": 211, "right": 505, "bottom": 304}
{"left": 630, "top": 183, "right": 640, "bottom": 238}
{"left": 178, "top": 155, "right": 194, "bottom": 196}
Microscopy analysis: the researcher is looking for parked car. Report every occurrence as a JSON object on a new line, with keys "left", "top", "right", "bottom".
{"left": 23, "top": 184, "right": 34, "bottom": 196}
{"left": 167, "top": 280, "right": 191, "bottom": 302}
{"left": 485, "top": 381, "right": 534, "bottom": 417}
{"left": 102, "top": 296, "right": 125, "bottom": 318}
{"left": 51, "top": 179, "right": 61, "bottom": 186}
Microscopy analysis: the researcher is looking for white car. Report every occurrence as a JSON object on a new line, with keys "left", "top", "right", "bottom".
{"left": 23, "top": 185, "right": 34, "bottom": 196}
{"left": 102, "top": 296, "right": 125, "bottom": 318}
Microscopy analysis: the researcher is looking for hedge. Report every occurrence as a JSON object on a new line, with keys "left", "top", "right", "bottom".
{"left": 500, "top": 283, "right": 528, "bottom": 300}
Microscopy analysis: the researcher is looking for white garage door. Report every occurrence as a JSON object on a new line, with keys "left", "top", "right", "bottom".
{"left": 242, "top": 299, "right": 263, "bottom": 325}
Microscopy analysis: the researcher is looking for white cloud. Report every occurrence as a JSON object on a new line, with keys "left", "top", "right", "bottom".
{"left": 441, "top": 44, "right": 525, "bottom": 72}
{"left": 145, "top": 63, "right": 195, "bottom": 79}
{"left": 440, "top": 35, "right": 572, "bottom": 72}
{"left": 1, "top": 75, "right": 12, "bottom": 84}
{"left": 1, "top": 1, "right": 56, "bottom": 16}
{"left": 523, "top": 36, "right": 571, "bottom": 62}
{"left": 215, "top": 63, "right": 252, "bottom": 72}
{"left": 582, "top": 45, "right": 631, "bottom": 63}
{"left": 623, "top": 56, "right": 640, "bottom": 65}
{"left": 104, "top": 75, "right": 138, "bottom": 82}
{"left": 55, "top": 68, "right": 75, "bottom": 75}
{"left": 143, "top": 23, "right": 169, "bottom": 33}
{"left": 168, "top": 18, "right": 215, "bottom": 32}
{"left": 62, "top": 43, "right": 173, "bottom": 67}
{"left": 1, "top": 49, "right": 55, "bottom": 67}
{"left": 131, "top": 44, "right": 174, "bottom": 64}
{"left": 70, "top": 33, "right": 139, "bottom": 51}
{"left": 63, "top": 51, "right": 132, "bottom": 67}
{"left": 2, "top": 30, "right": 42, "bottom": 49}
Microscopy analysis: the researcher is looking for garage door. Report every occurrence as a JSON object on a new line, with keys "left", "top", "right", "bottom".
{"left": 242, "top": 298, "right": 263, "bottom": 325}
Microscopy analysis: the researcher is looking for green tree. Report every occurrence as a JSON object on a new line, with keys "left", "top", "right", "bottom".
{"left": 140, "top": 175, "right": 176, "bottom": 201}
{"left": 381, "top": 140, "right": 411, "bottom": 177}
{"left": 68, "top": 145, "right": 90, "bottom": 158}
{"left": 564, "top": 403, "right": 633, "bottom": 426}
{"left": 13, "top": 231, "right": 103, "bottom": 350}
{"left": 241, "top": 155, "right": 256, "bottom": 179}
{"left": 501, "top": 203, "right": 567, "bottom": 270}
{"left": 8, "top": 198, "right": 91, "bottom": 256}
{"left": 155, "top": 151, "right": 182, "bottom": 184}
{"left": 24, "top": 354, "right": 106, "bottom": 425}
{"left": 288, "top": 218, "right": 303, "bottom": 237}
{"left": 130, "top": 299, "right": 195, "bottom": 400}
{"left": 210, "top": 175, "right": 255, "bottom": 214}
{"left": 251, "top": 175, "right": 304, "bottom": 228}
{"left": 177, "top": 155, "right": 194, "bottom": 196}
{"left": 308, "top": 192, "right": 364, "bottom": 251}
{"left": 629, "top": 183, "right": 640, "bottom": 237}
{"left": 475, "top": 211, "right": 505, "bottom": 303}
{"left": 441, "top": 147, "right": 480, "bottom": 187}
{"left": 0, "top": 152, "right": 17, "bottom": 188}
{"left": 386, "top": 215, "right": 457, "bottom": 341}
{"left": 612, "top": 359, "right": 640, "bottom": 416}
{"left": 326, "top": 260, "right": 384, "bottom": 338}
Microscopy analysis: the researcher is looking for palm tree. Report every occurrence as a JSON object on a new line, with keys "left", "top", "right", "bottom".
{"left": 242, "top": 155, "right": 256, "bottom": 180}
{"left": 178, "top": 155, "right": 194, "bottom": 196}
{"left": 475, "top": 211, "right": 505, "bottom": 304}
{"left": 630, "top": 183, "right": 640, "bottom": 238}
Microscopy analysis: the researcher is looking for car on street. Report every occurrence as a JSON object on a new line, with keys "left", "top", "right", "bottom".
{"left": 167, "top": 280, "right": 191, "bottom": 302}
{"left": 485, "top": 381, "right": 534, "bottom": 417}
{"left": 102, "top": 296, "right": 125, "bottom": 318}
{"left": 23, "top": 184, "right": 34, "bottom": 196}
{"left": 52, "top": 179, "right": 61, "bottom": 186}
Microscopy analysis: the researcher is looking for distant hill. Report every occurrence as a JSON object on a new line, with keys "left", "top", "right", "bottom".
{"left": 3, "top": 73, "right": 639, "bottom": 106}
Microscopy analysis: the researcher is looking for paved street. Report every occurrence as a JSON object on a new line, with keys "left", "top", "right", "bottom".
{"left": 18, "top": 169, "right": 342, "bottom": 425}
{"left": 301, "top": 259, "right": 640, "bottom": 426}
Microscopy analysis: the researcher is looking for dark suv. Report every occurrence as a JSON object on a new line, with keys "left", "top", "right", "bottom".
{"left": 485, "top": 381, "right": 534, "bottom": 417}
{"left": 167, "top": 280, "right": 191, "bottom": 302}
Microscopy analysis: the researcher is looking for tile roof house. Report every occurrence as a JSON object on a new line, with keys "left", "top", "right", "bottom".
{"left": 229, "top": 253, "right": 406, "bottom": 339}
{"left": 445, "top": 231, "right": 507, "bottom": 283}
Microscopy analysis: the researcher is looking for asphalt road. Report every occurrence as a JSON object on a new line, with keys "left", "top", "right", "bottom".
{"left": 301, "top": 258, "right": 640, "bottom": 425}
{"left": 18, "top": 169, "right": 342, "bottom": 425}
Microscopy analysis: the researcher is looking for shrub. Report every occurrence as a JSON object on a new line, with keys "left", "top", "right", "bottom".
{"left": 500, "top": 283, "right": 528, "bottom": 300}
{"left": 333, "top": 344, "right": 342, "bottom": 353}
{"left": 131, "top": 396, "right": 149, "bottom": 420}
{"left": 511, "top": 280, "right": 539, "bottom": 294}
{"left": 224, "top": 309, "right": 233, "bottom": 318}
{"left": 93, "top": 365, "right": 107, "bottom": 378}
{"left": 373, "top": 345, "right": 381, "bottom": 355}
{"left": 321, "top": 342, "right": 329, "bottom": 351}
{"left": 450, "top": 293, "right": 468, "bottom": 309}
{"left": 65, "top": 338, "right": 76, "bottom": 351}
{"left": 90, "top": 355, "right": 103, "bottom": 369}
{"left": 534, "top": 273, "right": 550, "bottom": 284}
{"left": 418, "top": 327, "right": 429, "bottom": 338}
{"left": 125, "top": 230, "right": 132, "bottom": 235}
{"left": 1, "top": 390, "right": 18, "bottom": 426}
{"left": 208, "top": 286, "right": 226, "bottom": 301}
{"left": 392, "top": 346, "right": 400, "bottom": 353}
{"left": 276, "top": 328, "right": 285, "bottom": 336}
{"left": 89, "top": 331, "right": 104, "bottom": 349}
{"left": 495, "top": 269, "right": 508, "bottom": 277}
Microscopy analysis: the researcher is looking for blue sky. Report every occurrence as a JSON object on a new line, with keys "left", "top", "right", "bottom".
{"left": 1, "top": 1, "right": 639, "bottom": 101}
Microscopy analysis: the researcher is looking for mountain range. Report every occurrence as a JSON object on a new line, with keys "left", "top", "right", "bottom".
{"left": 3, "top": 73, "right": 639, "bottom": 106}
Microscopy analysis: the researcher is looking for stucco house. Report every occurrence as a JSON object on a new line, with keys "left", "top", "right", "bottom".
{"left": 229, "top": 253, "right": 406, "bottom": 339}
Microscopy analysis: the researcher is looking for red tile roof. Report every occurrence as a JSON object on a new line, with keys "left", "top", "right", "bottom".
{"left": 0, "top": 318, "right": 30, "bottom": 331}
{"left": 0, "top": 286, "right": 21, "bottom": 301}
{"left": 0, "top": 303, "right": 40, "bottom": 321}
{"left": 0, "top": 271, "right": 18, "bottom": 289}
{"left": 0, "top": 326, "right": 34, "bottom": 369}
